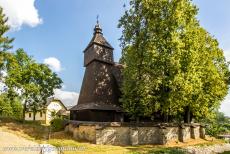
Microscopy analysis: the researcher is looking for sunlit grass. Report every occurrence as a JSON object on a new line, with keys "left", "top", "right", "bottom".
{"left": 0, "top": 119, "right": 226, "bottom": 154}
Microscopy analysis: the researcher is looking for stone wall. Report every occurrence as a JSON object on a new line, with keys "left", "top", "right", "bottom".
{"left": 137, "top": 127, "right": 160, "bottom": 145}
{"left": 65, "top": 122, "right": 205, "bottom": 146}
{"left": 96, "top": 126, "right": 130, "bottom": 145}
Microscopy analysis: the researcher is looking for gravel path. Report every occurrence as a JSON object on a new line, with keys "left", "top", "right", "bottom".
{"left": 0, "top": 130, "right": 41, "bottom": 154}
{"left": 0, "top": 130, "right": 57, "bottom": 154}
{"left": 184, "top": 144, "right": 230, "bottom": 154}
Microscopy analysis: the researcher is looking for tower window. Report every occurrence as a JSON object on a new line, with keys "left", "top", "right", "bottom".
{"left": 29, "top": 113, "right": 31, "bottom": 118}
{"left": 40, "top": 112, "right": 42, "bottom": 117}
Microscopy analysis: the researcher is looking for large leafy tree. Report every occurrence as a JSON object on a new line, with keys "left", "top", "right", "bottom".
{"left": 0, "top": 7, "right": 62, "bottom": 121}
{"left": 119, "top": 0, "right": 229, "bottom": 122}
{"left": 0, "top": 7, "right": 22, "bottom": 120}
{"left": 3, "top": 49, "right": 63, "bottom": 120}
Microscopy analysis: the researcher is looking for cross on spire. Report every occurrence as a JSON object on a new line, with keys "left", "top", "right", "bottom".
{"left": 96, "top": 15, "right": 99, "bottom": 24}
{"left": 94, "top": 15, "right": 102, "bottom": 34}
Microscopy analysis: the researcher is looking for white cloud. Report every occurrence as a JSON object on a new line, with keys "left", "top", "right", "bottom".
{"left": 44, "top": 57, "right": 62, "bottom": 72}
{"left": 54, "top": 89, "right": 79, "bottom": 108}
{"left": 0, "top": 0, "right": 42, "bottom": 30}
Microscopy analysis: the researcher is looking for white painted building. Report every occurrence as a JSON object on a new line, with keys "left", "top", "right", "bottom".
{"left": 25, "top": 98, "right": 67, "bottom": 125}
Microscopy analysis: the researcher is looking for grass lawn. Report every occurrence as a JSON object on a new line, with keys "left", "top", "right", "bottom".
{"left": 0, "top": 119, "right": 225, "bottom": 154}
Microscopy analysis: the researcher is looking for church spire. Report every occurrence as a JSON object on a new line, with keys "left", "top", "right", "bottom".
{"left": 94, "top": 15, "right": 102, "bottom": 34}
{"left": 84, "top": 17, "right": 113, "bottom": 53}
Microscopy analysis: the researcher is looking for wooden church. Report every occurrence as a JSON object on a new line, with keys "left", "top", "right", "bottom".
{"left": 70, "top": 21, "right": 124, "bottom": 122}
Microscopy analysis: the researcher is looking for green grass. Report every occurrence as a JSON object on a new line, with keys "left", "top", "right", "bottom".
{"left": 0, "top": 118, "right": 49, "bottom": 141}
{"left": 146, "top": 148, "right": 185, "bottom": 154}
{"left": 221, "top": 152, "right": 230, "bottom": 154}
{"left": 0, "top": 118, "right": 225, "bottom": 154}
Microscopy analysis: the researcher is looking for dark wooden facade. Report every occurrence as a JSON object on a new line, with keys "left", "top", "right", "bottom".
{"left": 70, "top": 23, "right": 124, "bottom": 122}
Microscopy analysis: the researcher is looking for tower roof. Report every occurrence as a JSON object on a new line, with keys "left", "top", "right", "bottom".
{"left": 84, "top": 22, "right": 113, "bottom": 52}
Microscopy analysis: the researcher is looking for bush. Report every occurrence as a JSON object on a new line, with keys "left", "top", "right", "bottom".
{"left": 0, "top": 94, "right": 23, "bottom": 120}
{"left": 11, "top": 97, "right": 23, "bottom": 119}
{"left": 50, "top": 118, "right": 65, "bottom": 132}
{"left": 0, "top": 94, "right": 13, "bottom": 117}
{"left": 204, "top": 111, "right": 230, "bottom": 137}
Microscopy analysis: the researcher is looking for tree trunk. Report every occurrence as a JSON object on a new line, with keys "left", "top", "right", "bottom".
{"left": 22, "top": 103, "right": 26, "bottom": 123}
{"left": 163, "top": 113, "right": 169, "bottom": 123}
{"left": 136, "top": 117, "right": 140, "bottom": 123}
{"left": 184, "top": 106, "right": 191, "bottom": 123}
{"left": 33, "top": 111, "right": 36, "bottom": 121}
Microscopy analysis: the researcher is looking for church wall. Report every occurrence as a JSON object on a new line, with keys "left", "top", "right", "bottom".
{"left": 84, "top": 45, "right": 113, "bottom": 66}
{"left": 78, "top": 61, "right": 117, "bottom": 105}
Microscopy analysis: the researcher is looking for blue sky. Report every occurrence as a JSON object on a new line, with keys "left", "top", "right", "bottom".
{"left": 0, "top": 0, "right": 230, "bottom": 115}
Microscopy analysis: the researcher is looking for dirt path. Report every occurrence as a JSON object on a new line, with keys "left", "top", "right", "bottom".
{"left": 0, "top": 130, "right": 40, "bottom": 154}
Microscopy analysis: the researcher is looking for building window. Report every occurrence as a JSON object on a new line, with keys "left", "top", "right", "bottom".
{"left": 29, "top": 113, "right": 31, "bottom": 118}
{"left": 40, "top": 112, "right": 42, "bottom": 117}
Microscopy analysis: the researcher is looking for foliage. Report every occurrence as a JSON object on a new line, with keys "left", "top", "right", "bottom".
{"left": 0, "top": 94, "right": 13, "bottom": 117}
{"left": 0, "top": 7, "right": 14, "bottom": 86}
{"left": 118, "top": 0, "right": 230, "bottom": 122}
{"left": 0, "top": 7, "right": 62, "bottom": 121}
{"left": 0, "top": 119, "right": 226, "bottom": 154}
{"left": 204, "top": 111, "right": 230, "bottom": 137}
{"left": 0, "top": 8, "right": 14, "bottom": 52}
{"left": 0, "top": 94, "right": 23, "bottom": 119}
{"left": 2, "top": 49, "right": 63, "bottom": 120}
{"left": 11, "top": 97, "right": 23, "bottom": 119}
{"left": 50, "top": 118, "right": 65, "bottom": 132}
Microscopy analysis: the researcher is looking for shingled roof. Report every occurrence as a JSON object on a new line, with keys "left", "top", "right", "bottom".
{"left": 25, "top": 97, "right": 67, "bottom": 111}
{"left": 83, "top": 23, "right": 113, "bottom": 52}
{"left": 70, "top": 102, "right": 123, "bottom": 112}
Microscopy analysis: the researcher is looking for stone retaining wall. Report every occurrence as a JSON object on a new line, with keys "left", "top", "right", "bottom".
{"left": 64, "top": 121, "right": 205, "bottom": 145}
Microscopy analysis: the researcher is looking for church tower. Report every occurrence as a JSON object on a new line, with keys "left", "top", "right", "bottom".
{"left": 70, "top": 21, "right": 123, "bottom": 122}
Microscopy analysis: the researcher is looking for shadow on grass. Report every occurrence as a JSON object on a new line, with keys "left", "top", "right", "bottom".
{"left": 125, "top": 146, "right": 185, "bottom": 154}
{"left": 221, "top": 152, "right": 230, "bottom": 154}
{"left": 146, "top": 148, "right": 185, "bottom": 154}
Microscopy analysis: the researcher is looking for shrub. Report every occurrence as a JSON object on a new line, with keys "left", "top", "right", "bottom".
{"left": 204, "top": 111, "right": 230, "bottom": 137}
{"left": 0, "top": 94, "right": 23, "bottom": 120}
{"left": 0, "top": 94, "right": 13, "bottom": 117}
{"left": 50, "top": 118, "right": 65, "bottom": 132}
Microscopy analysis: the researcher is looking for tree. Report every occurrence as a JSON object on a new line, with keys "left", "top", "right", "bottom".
{"left": 204, "top": 111, "right": 230, "bottom": 137}
{"left": 3, "top": 49, "right": 63, "bottom": 121}
{"left": 0, "top": 7, "right": 14, "bottom": 79}
{"left": 0, "top": 8, "right": 14, "bottom": 52}
{"left": 0, "top": 94, "right": 13, "bottom": 117}
{"left": 11, "top": 97, "right": 23, "bottom": 119}
{"left": 0, "top": 8, "right": 62, "bottom": 121}
{"left": 0, "top": 94, "right": 23, "bottom": 119}
{"left": 119, "top": 0, "right": 229, "bottom": 122}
